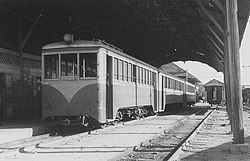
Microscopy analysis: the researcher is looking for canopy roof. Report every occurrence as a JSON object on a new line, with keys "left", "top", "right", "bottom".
{"left": 0, "top": 0, "right": 249, "bottom": 72}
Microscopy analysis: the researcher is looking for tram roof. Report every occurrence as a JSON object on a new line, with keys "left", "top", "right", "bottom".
{"left": 0, "top": 0, "right": 250, "bottom": 72}
{"left": 42, "top": 39, "right": 123, "bottom": 52}
{"left": 43, "top": 39, "right": 159, "bottom": 70}
{"left": 42, "top": 40, "right": 102, "bottom": 50}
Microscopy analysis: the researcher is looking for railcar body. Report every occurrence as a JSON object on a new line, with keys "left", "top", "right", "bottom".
{"left": 205, "top": 86, "right": 223, "bottom": 105}
{"left": 159, "top": 71, "right": 196, "bottom": 110}
{"left": 204, "top": 79, "right": 224, "bottom": 105}
{"left": 41, "top": 37, "right": 196, "bottom": 123}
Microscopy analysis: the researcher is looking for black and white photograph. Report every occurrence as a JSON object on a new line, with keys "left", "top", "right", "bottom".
{"left": 0, "top": 0, "right": 250, "bottom": 160}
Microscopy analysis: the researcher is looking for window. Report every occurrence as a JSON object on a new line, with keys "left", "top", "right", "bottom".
{"left": 148, "top": 71, "right": 152, "bottom": 85}
{"left": 151, "top": 72, "right": 153, "bottom": 85}
{"left": 44, "top": 54, "right": 59, "bottom": 79}
{"left": 189, "top": 85, "right": 195, "bottom": 93}
{"left": 152, "top": 72, "right": 156, "bottom": 86}
{"left": 168, "top": 78, "right": 171, "bottom": 88}
{"left": 138, "top": 67, "right": 140, "bottom": 83}
{"left": 80, "top": 53, "right": 97, "bottom": 78}
{"left": 146, "top": 70, "right": 149, "bottom": 85}
{"left": 114, "top": 58, "right": 118, "bottom": 80}
{"left": 165, "top": 77, "right": 168, "bottom": 88}
{"left": 124, "top": 61, "right": 128, "bottom": 81}
{"left": 140, "top": 67, "right": 143, "bottom": 84}
{"left": 136, "top": 66, "right": 139, "bottom": 83}
{"left": 143, "top": 69, "right": 146, "bottom": 84}
{"left": 119, "top": 60, "right": 123, "bottom": 80}
{"left": 133, "top": 65, "right": 136, "bottom": 82}
{"left": 61, "top": 54, "right": 77, "bottom": 77}
{"left": 128, "top": 63, "right": 132, "bottom": 82}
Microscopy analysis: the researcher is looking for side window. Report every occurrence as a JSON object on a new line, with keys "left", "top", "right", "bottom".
{"left": 44, "top": 54, "right": 59, "bottom": 79}
{"left": 128, "top": 63, "right": 132, "bottom": 82}
{"left": 138, "top": 67, "right": 140, "bottom": 84}
{"left": 168, "top": 78, "right": 171, "bottom": 88}
{"left": 79, "top": 53, "right": 97, "bottom": 78}
{"left": 149, "top": 71, "right": 151, "bottom": 85}
{"left": 153, "top": 72, "right": 156, "bottom": 86}
{"left": 119, "top": 60, "right": 123, "bottom": 81}
{"left": 150, "top": 72, "right": 153, "bottom": 85}
{"left": 170, "top": 79, "right": 173, "bottom": 89}
{"left": 133, "top": 65, "right": 136, "bottom": 82}
{"left": 114, "top": 58, "right": 118, "bottom": 80}
{"left": 146, "top": 70, "right": 149, "bottom": 85}
{"left": 165, "top": 77, "right": 168, "bottom": 88}
{"left": 143, "top": 69, "right": 146, "bottom": 84}
{"left": 124, "top": 61, "right": 128, "bottom": 81}
{"left": 140, "top": 67, "right": 143, "bottom": 84}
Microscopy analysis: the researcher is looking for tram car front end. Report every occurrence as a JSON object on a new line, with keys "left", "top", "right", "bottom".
{"left": 42, "top": 36, "right": 108, "bottom": 124}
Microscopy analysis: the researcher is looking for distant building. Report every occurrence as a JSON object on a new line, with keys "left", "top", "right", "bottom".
{"left": 204, "top": 79, "right": 225, "bottom": 105}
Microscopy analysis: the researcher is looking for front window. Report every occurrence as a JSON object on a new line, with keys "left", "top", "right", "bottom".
{"left": 61, "top": 54, "right": 77, "bottom": 77}
{"left": 44, "top": 54, "right": 59, "bottom": 79}
{"left": 80, "top": 53, "right": 97, "bottom": 78}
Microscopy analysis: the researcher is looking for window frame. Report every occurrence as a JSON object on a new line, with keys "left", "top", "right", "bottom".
{"left": 42, "top": 51, "right": 98, "bottom": 81}
{"left": 79, "top": 52, "right": 98, "bottom": 79}
{"left": 43, "top": 53, "right": 60, "bottom": 80}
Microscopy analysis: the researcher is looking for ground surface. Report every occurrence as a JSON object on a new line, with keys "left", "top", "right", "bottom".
{"left": 176, "top": 106, "right": 250, "bottom": 161}
{"left": 0, "top": 108, "right": 194, "bottom": 161}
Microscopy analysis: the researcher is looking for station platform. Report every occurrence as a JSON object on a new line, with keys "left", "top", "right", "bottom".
{"left": 0, "top": 120, "right": 53, "bottom": 144}
{"left": 174, "top": 105, "right": 250, "bottom": 161}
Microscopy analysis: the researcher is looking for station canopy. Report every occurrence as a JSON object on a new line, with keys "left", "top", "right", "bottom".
{"left": 0, "top": 0, "right": 249, "bottom": 72}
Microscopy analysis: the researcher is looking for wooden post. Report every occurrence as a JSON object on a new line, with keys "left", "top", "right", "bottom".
{"left": 223, "top": 0, "right": 233, "bottom": 130}
{"left": 225, "top": 0, "right": 244, "bottom": 144}
{"left": 223, "top": 43, "right": 233, "bottom": 131}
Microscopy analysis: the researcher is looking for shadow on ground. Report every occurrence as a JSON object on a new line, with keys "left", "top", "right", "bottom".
{"left": 158, "top": 105, "right": 211, "bottom": 117}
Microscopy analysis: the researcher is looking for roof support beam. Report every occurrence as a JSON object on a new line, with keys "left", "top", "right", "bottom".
{"left": 207, "top": 42, "right": 224, "bottom": 61}
{"left": 194, "top": 0, "right": 224, "bottom": 33}
{"left": 201, "top": 27, "right": 224, "bottom": 60}
{"left": 205, "top": 32, "right": 224, "bottom": 56}
{"left": 203, "top": 23, "right": 224, "bottom": 47}
{"left": 212, "top": 0, "right": 225, "bottom": 14}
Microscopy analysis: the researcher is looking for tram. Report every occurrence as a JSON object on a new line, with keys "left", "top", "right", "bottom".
{"left": 41, "top": 34, "right": 196, "bottom": 123}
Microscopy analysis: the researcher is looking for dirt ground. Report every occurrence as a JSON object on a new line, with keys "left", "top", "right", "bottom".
{"left": 175, "top": 106, "right": 250, "bottom": 161}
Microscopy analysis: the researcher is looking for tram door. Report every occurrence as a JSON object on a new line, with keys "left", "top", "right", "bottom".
{"left": 106, "top": 55, "right": 113, "bottom": 119}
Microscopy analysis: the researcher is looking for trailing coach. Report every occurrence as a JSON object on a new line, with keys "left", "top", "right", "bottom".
{"left": 41, "top": 34, "right": 196, "bottom": 124}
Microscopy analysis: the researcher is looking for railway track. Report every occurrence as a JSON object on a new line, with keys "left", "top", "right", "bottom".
{"left": 112, "top": 106, "right": 215, "bottom": 161}
{"left": 0, "top": 105, "right": 214, "bottom": 161}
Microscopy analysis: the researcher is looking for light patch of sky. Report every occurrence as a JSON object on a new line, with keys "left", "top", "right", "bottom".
{"left": 240, "top": 17, "right": 250, "bottom": 86}
{"left": 174, "top": 17, "right": 250, "bottom": 85}
{"left": 174, "top": 61, "right": 224, "bottom": 85}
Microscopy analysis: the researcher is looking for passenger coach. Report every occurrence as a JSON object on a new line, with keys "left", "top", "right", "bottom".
{"left": 41, "top": 34, "right": 196, "bottom": 123}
